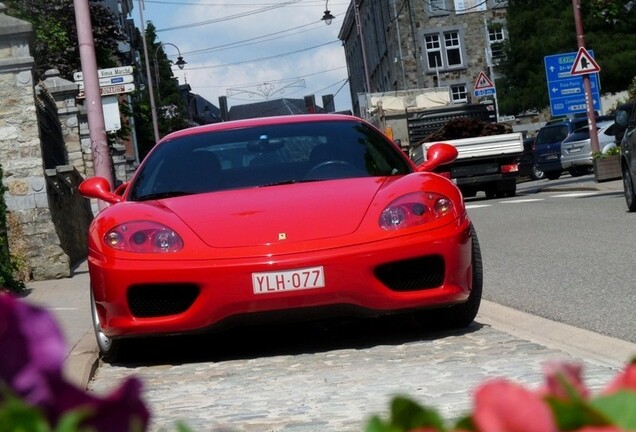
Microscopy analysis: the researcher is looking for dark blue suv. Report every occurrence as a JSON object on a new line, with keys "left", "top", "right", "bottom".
{"left": 534, "top": 118, "right": 588, "bottom": 180}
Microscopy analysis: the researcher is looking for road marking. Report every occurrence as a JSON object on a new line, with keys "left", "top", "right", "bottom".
{"left": 465, "top": 204, "right": 492, "bottom": 209}
{"left": 501, "top": 198, "right": 545, "bottom": 204}
{"left": 549, "top": 192, "right": 601, "bottom": 198}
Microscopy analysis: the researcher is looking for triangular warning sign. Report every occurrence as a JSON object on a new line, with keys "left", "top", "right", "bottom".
{"left": 570, "top": 47, "right": 601, "bottom": 75}
{"left": 474, "top": 71, "right": 494, "bottom": 90}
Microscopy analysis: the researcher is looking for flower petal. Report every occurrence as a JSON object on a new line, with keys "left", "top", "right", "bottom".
{"left": 473, "top": 379, "right": 557, "bottom": 432}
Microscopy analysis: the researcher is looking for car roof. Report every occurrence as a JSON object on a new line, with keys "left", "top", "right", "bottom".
{"left": 160, "top": 114, "right": 363, "bottom": 142}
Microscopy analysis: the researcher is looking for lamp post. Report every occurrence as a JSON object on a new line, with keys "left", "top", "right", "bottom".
{"left": 321, "top": 0, "right": 335, "bottom": 25}
{"left": 153, "top": 42, "right": 187, "bottom": 101}
{"left": 323, "top": 1, "right": 371, "bottom": 94}
{"left": 138, "top": 1, "right": 186, "bottom": 143}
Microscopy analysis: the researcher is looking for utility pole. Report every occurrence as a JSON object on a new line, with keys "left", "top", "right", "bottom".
{"left": 572, "top": 0, "right": 600, "bottom": 153}
{"left": 73, "top": 0, "right": 114, "bottom": 209}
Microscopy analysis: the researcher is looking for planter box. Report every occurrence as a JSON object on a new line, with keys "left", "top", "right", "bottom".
{"left": 594, "top": 155, "right": 622, "bottom": 182}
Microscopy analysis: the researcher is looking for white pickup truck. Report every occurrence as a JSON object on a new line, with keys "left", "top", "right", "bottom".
{"left": 411, "top": 132, "right": 524, "bottom": 198}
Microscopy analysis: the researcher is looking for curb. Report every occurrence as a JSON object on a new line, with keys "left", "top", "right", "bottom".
{"left": 478, "top": 300, "right": 636, "bottom": 369}
{"left": 64, "top": 330, "right": 99, "bottom": 389}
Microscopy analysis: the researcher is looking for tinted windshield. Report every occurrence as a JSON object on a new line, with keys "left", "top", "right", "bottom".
{"left": 128, "top": 120, "right": 412, "bottom": 201}
{"left": 535, "top": 125, "right": 570, "bottom": 145}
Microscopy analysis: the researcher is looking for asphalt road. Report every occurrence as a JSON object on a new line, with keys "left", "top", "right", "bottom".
{"left": 466, "top": 175, "right": 636, "bottom": 343}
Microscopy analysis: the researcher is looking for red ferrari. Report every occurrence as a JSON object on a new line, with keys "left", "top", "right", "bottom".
{"left": 79, "top": 114, "right": 482, "bottom": 362}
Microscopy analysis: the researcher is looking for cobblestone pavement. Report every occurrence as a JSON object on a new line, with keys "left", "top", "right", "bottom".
{"left": 88, "top": 317, "right": 624, "bottom": 432}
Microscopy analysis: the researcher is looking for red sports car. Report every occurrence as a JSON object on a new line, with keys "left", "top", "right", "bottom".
{"left": 79, "top": 114, "right": 482, "bottom": 362}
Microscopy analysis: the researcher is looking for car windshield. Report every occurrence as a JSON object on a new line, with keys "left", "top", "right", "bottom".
{"left": 535, "top": 125, "right": 570, "bottom": 145}
{"left": 128, "top": 119, "right": 412, "bottom": 201}
{"left": 563, "top": 127, "right": 592, "bottom": 143}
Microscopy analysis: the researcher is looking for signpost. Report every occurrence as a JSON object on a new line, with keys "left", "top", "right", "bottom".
{"left": 544, "top": 51, "right": 601, "bottom": 117}
{"left": 74, "top": 66, "right": 135, "bottom": 131}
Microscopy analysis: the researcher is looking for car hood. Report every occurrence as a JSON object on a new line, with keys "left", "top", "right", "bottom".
{"left": 161, "top": 178, "right": 387, "bottom": 248}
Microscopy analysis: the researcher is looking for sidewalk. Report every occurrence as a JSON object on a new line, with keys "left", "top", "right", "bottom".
{"left": 20, "top": 176, "right": 626, "bottom": 390}
{"left": 22, "top": 259, "right": 98, "bottom": 389}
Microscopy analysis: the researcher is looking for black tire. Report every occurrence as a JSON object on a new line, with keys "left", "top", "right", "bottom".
{"left": 424, "top": 224, "right": 483, "bottom": 329}
{"left": 545, "top": 170, "right": 562, "bottom": 180}
{"left": 623, "top": 165, "right": 636, "bottom": 212}
{"left": 530, "top": 163, "right": 545, "bottom": 180}
{"left": 91, "top": 289, "right": 124, "bottom": 363}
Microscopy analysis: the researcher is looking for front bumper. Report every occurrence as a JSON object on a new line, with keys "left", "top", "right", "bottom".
{"left": 89, "top": 218, "right": 475, "bottom": 338}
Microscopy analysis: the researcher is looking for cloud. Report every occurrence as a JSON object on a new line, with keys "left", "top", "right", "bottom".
{"left": 134, "top": 0, "right": 352, "bottom": 113}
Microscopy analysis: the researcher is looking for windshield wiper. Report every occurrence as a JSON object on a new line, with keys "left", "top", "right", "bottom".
{"left": 257, "top": 179, "right": 320, "bottom": 188}
{"left": 135, "top": 191, "right": 194, "bottom": 201}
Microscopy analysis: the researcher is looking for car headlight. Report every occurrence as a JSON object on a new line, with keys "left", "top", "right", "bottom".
{"left": 379, "top": 192, "right": 454, "bottom": 230}
{"left": 104, "top": 221, "right": 184, "bottom": 253}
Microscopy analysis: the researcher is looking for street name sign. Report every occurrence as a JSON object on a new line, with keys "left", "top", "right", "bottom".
{"left": 76, "top": 74, "right": 134, "bottom": 90}
{"left": 77, "top": 83, "right": 136, "bottom": 99}
{"left": 73, "top": 65, "right": 134, "bottom": 82}
{"left": 544, "top": 51, "right": 601, "bottom": 117}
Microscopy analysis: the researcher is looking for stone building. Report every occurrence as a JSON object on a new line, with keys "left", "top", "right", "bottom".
{"left": 337, "top": 0, "right": 508, "bottom": 115}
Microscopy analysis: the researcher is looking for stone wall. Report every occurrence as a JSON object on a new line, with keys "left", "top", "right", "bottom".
{"left": 0, "top": 5, "right": 70, "bottom": 279}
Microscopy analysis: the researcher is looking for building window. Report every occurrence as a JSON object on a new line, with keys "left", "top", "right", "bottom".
{"left": 450, "top": 84, "right": 468, "bottom": 103}
{"left": 428, "top": 0, "right": 447, "bottom": 15}
{"left": 488, "top": 25, "right": 506, "bottom": 64}
{"left": 425, "top": 30, "right": 464, "bottom": 70}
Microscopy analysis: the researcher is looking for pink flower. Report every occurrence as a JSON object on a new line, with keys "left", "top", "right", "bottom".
{"left": 542, "top": 361, "right": 590, "bottom": 400}
{"left": 601, "top": 363, "right": 636, "bottom": 395}
{"left": 0, "top": 294, "right": 150, "bottom": 431}
{"left": 472, "top": 379, "right": 558, "bottom": 432}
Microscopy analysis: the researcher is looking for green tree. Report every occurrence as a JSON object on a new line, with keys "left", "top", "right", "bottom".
{"left": 4, "top": 0, "right": 127, "bottom": 81}
{"left": 496, "top": 0, "right": 636, "bottom": 116}
{"left": 133, "top": 22, "right": 189, "bottom": 159}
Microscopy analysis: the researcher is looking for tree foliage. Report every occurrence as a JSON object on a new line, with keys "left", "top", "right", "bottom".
{"left": 496, "top": 0, "right": 636, "bottom": 116}
{"left": 4, "top": 0, "right": 128, "bottom": 81}
{"left": 132, "top": 22, "right": 190, "bottom": 159}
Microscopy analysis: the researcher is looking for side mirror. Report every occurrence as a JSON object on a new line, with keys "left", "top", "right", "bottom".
{"left": 416, "top": 143, "right": 458, "bottom": 172}
{"left": 78, "top": 177, "right": 122, "bottom": 204}
{"left": 615, "top": 110, "right": 629, "bottom": 127}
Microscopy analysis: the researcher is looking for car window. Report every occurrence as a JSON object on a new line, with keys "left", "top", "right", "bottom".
{"left": 602, "top": 124, "right": 615, "bottom": 137}
{"left": 128, "top": 120, "right": 413, "bottom": 200}
{"left": 536, "top": 125, "right": 569, "bottom": 145}
{"left": 562, "top": 129, "right": 590, "bottom": 143}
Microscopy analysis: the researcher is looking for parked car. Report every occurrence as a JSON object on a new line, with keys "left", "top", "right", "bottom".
{"left": 78, "top": 114, "right": 483, "bottom": 362}
{"left": 534, "top": 118, "right": 589, "bottom": 180}
{"left": 616, "top": 102, "right": 636, "bottom": 211}
{"left": 518, "top": 136, "right": 544, "bottom": 180}
{"left": 561, "top": 120, "right": 616, "bottom": 177}
{"left": 614, "top": 102, "right": 635, "bottom": 147}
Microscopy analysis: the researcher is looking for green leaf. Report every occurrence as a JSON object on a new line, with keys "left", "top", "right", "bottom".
{"left": 0, "top": 395, "right": 50, "bottom": 432}
{"left": 545, "top": 396, "right": 610, "bottom": 430}
{"left": 389, "top": 396, "right": 446, "bottom": 431}
{"left": 365, "top": 416, "right": 401, "bottom": 432}
{"left": 591, "top": 391, "right": 636, "bottom": 429}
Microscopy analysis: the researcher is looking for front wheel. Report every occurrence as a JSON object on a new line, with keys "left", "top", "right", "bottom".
{"left": 530, "top": 162, "right": 545, "bottom": 180}
{"left": 91, "top": 290, "right": 124, "bottom": 363}
{"left": 623, "top": 165, "right": 636, "bottom": 212}
{"left": 416, "top": 224, "right": 483, "bottom": 329}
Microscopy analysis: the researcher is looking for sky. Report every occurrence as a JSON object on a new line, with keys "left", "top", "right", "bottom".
{"left": 132, "top": 0, "right": 354, "bottom": 113}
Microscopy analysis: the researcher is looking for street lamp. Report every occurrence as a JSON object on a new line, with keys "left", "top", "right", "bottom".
{"left": 321, "top": 0, "right": 335, "bottom": 25}
{"left": 153, "top": 42, "right": 186, "bottom": 93}
{"left": 321, "top": 2, "right": 371, "bottom": 94}
{"left": 138, "top": 0, "right": 186, "bottom": 144}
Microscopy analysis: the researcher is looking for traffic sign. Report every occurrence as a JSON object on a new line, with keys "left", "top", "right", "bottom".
{"left": 544, "top": 51, "right": 601, "bottom": 117}
{"left": 473, "top": 71, "right": 496, "bottom": 97}
{"left": 474, "top": 71, "right": 494, "bottom": 90}
{"left": 73, "top": 65, "right": 134, "bottom": 82}
{"left": 77, "top": 83, "right": 135, "bottom": 99}
{"left": 474, "top": 88, "right": 496, "bottom": 97}
{"left": 570, "top": 47, "right": 601, "bottom": 76}
{"left": 76, "top": 74, "right": 134, "bottom": 90}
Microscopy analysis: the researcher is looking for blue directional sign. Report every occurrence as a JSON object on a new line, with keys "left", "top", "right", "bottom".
{"left": 544, "top": 51, "right": 601, "bottom": 117}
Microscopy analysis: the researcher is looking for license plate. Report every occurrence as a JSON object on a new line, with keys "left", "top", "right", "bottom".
{"left": 546, "top": 154, "right": 559, "bottom": 160}
{"left": 252, "top": 266, "right": 325, "bottom": 294}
